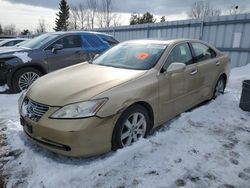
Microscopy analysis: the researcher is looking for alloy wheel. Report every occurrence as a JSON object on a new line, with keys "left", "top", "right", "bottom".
{"left": 215, "top": 79, "right": 225, "bottom": 97}
{"left": 120, "top": 112, "right": 147, "bottom": 146}
{"left": 18, "top": 72, "right": 40, "bottom": 91}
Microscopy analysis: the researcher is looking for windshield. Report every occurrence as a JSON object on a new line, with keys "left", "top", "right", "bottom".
{"left": 20, "top": 33, "right": 59, "bottom": 49}
{"left": 92, "top": 43, "right": 167, "bottom": 70}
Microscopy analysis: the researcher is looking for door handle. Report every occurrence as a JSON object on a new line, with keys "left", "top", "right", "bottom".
{"left": 215, "top": 61, "right": 220, "bottom": 66}
{"left": 190, "top": 69, "right": 198, "bottom": 75}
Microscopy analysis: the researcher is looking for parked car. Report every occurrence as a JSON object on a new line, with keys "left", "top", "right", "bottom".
{"left": 0, "top": 31, "right": 118, "bottom": 92}
{"left": 0, "top": 38, "right": 29, "bottom": 47}
{"left": 18, "top": 39, "right": 230, "bottom": 157}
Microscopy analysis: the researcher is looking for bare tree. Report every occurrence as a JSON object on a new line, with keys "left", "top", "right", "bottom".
{"left": 188, "top": 1, "right": 221, "bottom": 19}
{"left": 101, "top": 0, "right": 113, "bottom": 27}
{"left": 86, "top": 0, "right": 98, "bottom": 29}
{"left": 69, "top": 3, "right": 88, "bottom": 30}
{"left": 96, "top": 0, "right": 121, "bottom": 28}
{"left": 3, "top": 24, "right": 16, "bottom": 36}
{"left": 111, "top": 13, "right": 121, "bottom": 27}
{"left": 69, "top": 6, "right": 80, "bottom": 30}
{"left": 78, "top": 3, "right": 87, "bottom": 29}
{"left": 36, "top": 18, "right": 47, "bottom": 33}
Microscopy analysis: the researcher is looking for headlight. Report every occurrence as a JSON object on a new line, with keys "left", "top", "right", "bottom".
{"left": 18, "top": 90, "right": 27, "bottom": 112}
{"left": 50, "top": 98, "right": 108, "bottom": 119}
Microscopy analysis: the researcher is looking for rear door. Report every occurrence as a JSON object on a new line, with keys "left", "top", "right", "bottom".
{"left": 45, "top": 35, "right": 87, "bottom": 71}
{"left": 158, "top": 42, "right": 201, "bottom": 124}
{"left": 190, "top": 42, "right": 220, "bottom": 99}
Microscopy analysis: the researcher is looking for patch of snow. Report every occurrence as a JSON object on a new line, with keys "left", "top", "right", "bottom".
{"left": 13, "top": 52, "right": 32, "bottom": 63}
{"left": 0, "top": 84, "right": 9, "bottom": 92}
{"left": 0, "top": 64, "right": 250, "bottom": 188}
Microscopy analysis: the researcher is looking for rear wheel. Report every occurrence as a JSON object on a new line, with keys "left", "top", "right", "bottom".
{"left": 213, "top": 76, "right": 226, "bottom": 99}
{"left": 12, "top": 67, "right": 42, "bottom": 93}
{"left": 112, "top": 105, "right": 150, "bottom": 150}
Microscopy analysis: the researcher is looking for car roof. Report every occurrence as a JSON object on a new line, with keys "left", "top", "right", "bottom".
{"left": 1, "top": 38, "right": 28, "bottom": 42}
{"left": 44, "top": 31, "right": 114, "bottom": 38}
{"left": 124, "top": 38, "right": 204, "bottom": 45}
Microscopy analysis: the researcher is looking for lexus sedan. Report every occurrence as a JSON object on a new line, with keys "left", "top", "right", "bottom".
{"left": 18, "top": 39, "right": 230, "bottom": 157}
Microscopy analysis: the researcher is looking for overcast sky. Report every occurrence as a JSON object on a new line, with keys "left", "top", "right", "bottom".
{"left": 0, "top": 0, "right": 249, "bottom": 31}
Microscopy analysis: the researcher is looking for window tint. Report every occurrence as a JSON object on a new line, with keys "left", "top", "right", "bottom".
{"left": 192, "top": 42, "right": 216, "bottom": 62}
{"left": 163, "top": 43, "right": 193, "bottom": 71}
{"left": 51, "top": 35, "right": 82, "bottom": 49}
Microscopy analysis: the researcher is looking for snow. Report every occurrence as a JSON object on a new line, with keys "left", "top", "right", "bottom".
{"left": 0, "top": 64, "right": 250, "bottom": 188}
{"left": 0, "top": 85, "right": 9, "bottom": 92}
{"left": 12, "top": 52, "right": 32, "bottom": 63}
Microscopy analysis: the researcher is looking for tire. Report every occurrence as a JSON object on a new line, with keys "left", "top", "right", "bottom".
{"left": 11, "top": 67, "right": 42, "bottom": 93}
{"left": 213, "top": 76, "right": 226, "bottom": 99}
{"left": 112, "top": 104, "right": 151, "bottom": 150}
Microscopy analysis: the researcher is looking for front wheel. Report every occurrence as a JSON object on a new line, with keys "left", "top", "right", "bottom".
{"left": 12, "top": 67, "right": 42, "bottom": 93}
{"left": 112, "top": 105, "right": 150, "bottom": 150}
{"left": 213, "top": 76, "right": 226, "bottom": 99}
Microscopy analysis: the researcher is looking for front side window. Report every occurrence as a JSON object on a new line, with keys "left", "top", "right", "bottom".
{"left": 192, "top": 42, "right": 216, "bottom": 62}
{"left": 162, "top": 43, "right": 193, "bottom": 71}
{"left": 51, "top": 35, "right": 82, "bottom": 49}
{"left": 92, "top": 42, "right": 167, "bottom": 70}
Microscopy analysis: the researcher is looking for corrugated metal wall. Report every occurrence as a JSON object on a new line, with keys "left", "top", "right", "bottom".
{"left": 94, "top": 13, "right": 250, "bottom": 68}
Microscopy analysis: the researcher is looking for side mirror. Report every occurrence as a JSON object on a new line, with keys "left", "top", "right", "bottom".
{"left": 166, "top": 62, "right": 186, "bottom": 74}
{"left": 52, "top": 44, "right": 63, "bottom": 53}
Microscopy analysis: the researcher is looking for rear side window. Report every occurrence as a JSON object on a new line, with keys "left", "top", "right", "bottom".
{"left": 192, "top": 42, "right": 216, "bottom": 62}
{"left": 98, "top": 34, "right": 119, "bottom": 46}
{"left": 163, "top": 43, "right": 193, "bottom": 71}
{"left": 50, "top": 35, "right": 82, "bottom": 49}
{"left": 81, "top": 34, "right": 110, "bottom": 53}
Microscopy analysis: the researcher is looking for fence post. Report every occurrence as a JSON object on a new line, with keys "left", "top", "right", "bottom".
{"left": 113, "top": 28, "right": 115, "bottom": 37}
{"left": 147, "top": 25, "right": 150, "bottom": 38}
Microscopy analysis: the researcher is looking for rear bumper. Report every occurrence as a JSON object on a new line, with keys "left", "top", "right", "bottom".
{"left": 20, "top": 111, "right": 119, "bottom": 157}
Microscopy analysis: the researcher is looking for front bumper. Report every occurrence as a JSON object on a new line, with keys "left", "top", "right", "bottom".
{"left": 20, "top": 106, "right": 119, "bottom": 157}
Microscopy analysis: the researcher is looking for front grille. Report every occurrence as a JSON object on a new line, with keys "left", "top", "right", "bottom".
{"left": 22, "top": 97, "right": 49, "bottom": 122}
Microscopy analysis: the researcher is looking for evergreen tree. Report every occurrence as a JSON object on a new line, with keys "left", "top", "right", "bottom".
{"left": 21, "top": 29, "right": 30, "bottom": 35}
{"left": 129, "top": 12, "right": 156, "bottom": 25}
{"left": 140, "top": 12, "right": 156, "bottom": 24}
{"left": 129, "top": 13, "right": 140, "bottom": 25}
{"left": 54, "top": 0, "right": 70, "bottom": 31}
{"left": 160, "top": 16, "right": 166, "bottom": 22}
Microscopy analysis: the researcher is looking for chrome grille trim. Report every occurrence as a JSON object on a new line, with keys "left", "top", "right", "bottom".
{"left": 22, "top": 97, "right": 49, "bottom": 122}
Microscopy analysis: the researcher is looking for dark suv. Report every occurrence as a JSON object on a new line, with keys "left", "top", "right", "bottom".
{"left": 0, "top": 31, "right": 118, "bottom": 92}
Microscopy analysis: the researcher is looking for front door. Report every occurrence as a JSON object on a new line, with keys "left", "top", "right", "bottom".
{"left": 158, "top": 42, "right": 202, "bottom": 124}
{"left": 45, "top": 35, "right": 88, "bottom": 71}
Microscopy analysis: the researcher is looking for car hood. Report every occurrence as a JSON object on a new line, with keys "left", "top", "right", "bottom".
{"left": 27, "top": 63, "right": 146, "bottom": 106}
{"left": 0, "top": 47, "right": 32, "bottom": 58}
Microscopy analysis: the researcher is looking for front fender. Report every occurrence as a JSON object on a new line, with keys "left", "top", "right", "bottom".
{"left": 94, "top": 71, "right": 159, "bottom": 126}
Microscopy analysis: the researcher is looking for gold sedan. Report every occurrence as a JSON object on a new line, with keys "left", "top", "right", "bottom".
{"left": 18, "top": 39, "right": 230, "bottom": 157}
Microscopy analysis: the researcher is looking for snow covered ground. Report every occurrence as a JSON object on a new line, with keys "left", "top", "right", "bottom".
{"left": 0, "top": 64, "right": 250, "bottom": 188}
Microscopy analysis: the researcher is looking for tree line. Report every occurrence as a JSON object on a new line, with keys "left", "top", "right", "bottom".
{"left": 0, "top": 0, "right": 246, "bottom": 36}
{"left": 54, "top": 0, "right": 121, "bottom": 31}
